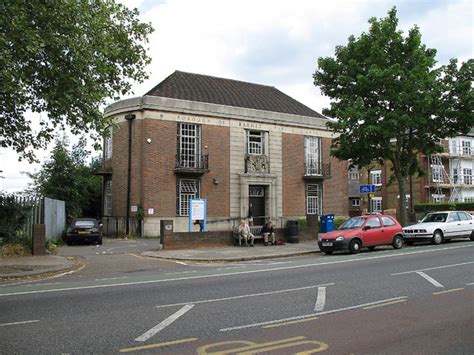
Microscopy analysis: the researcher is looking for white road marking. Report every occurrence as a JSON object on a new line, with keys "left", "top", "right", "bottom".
{"left": 135, "top": 304, "right": 194, "bottom": 342}
{"left": 0, "top": 320, "right": 40, "bottom": 327}
{"left": 391, "top": 261, "right": 474, "bottom": 275}
{"left": 2, "top": 244, "right": 472, "bottom": 297}
{"left": 314, "top": 286, "right": 327, "bottom": 311}
{"left": 415, "top": 272, "right": 444, "bottom": 288}
{"left": 25, "top": 282, "right": 62, "bottom": 287}
{"left": 216, "top": 266, "right": 247, "bottom": 271}
{"left": 466, "top": 282, "right": 474, "bottom": 286}
{"left": 220, "top": 296, "right": 408, "bottom": 332}
{"left": 165, "top": 271, "right": 197, "bottom": 275}
{"left": 94, "top": 277, "right": 129, "bottom": 281}
{"left": 155, "top": 283, "right": 335, "bottom": 309}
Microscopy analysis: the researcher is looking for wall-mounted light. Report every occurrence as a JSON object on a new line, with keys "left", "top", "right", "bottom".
{"left": 146, "top": 138, "right": 152, "bottom": 144}
{"left": 213, "top": 177, "right": 219, "bottom": 185}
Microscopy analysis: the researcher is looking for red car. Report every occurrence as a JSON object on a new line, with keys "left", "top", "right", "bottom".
{"left": 318, "top": 214, "right": 403, "bottom": 254}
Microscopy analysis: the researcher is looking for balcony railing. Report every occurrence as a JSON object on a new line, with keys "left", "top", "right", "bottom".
{"left": 304, "top": 162, "right": 331, "bottom": 179}
{"left": 175, "top": 153, "right": 209, "bottom": 174}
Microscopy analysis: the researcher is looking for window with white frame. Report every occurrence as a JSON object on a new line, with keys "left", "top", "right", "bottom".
{"left": 351, "top": 199, "right": 360, "bottom": 207}
{"left": 104, "top": 126, "right": 113, "bottom": 159}
{"left": 304, "top": 136, "right": 321, "bottom": 175}
{"left": 178, "top": 123, "right": 200, "bottom": 168}
{"left": 462, "top": 140, "right": 471, "bottom": 156}
{"left": 349, "top": 170, "right": 360, "bottom": 181}
{"left": 453, "top": 168, "right": 459, "bottom": 184}
{"left": 463, "top": 168, "right": 472, "bottom": 185}
{"left": 104, "top": 179, "right": 112, "bottom": 216}
{"left": 246, "top": 130, "right": 265, "bottom": 155}
{"left": 306, "top": 184, "right": 322, "bottom": 215}
{"left": 464, "top": 197, "right": 474, "bottom": 202}
{"left": 371, "top": 197, "right": 383, "bottom": 213}
{"left": 431, "top": 165, "right": 442, "bottom": 182}
{"left": 177, "top": 179, "right": 199, "bottom": 216}
{"left": 431, "top": 194, "right": 444, "bottom": 203}
{"left": 370, "top": 170, "right": 382, "bottom": 186}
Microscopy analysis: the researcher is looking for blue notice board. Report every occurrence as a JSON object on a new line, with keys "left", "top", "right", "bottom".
{"left": 359, "top": 185, "right": 376, "bottom": 193}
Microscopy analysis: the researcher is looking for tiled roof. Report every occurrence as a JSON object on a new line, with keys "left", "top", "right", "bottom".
{"left": 145, "top": 71, "right": 325, "bottom": 119}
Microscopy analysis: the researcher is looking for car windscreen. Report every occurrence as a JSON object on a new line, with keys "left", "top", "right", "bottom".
{"left": 338, "top": 217, "right": 365, "bottom": 230}
{"left": 421, "top": 213, "right": 447, "bottom": 223}
{"left": 74, "top": 220, "right": 96, "bottom": 228}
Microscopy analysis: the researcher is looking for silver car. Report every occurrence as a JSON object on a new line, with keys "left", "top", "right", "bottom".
{"left": 403, "top": 211, "right": 474, "bottom": 245}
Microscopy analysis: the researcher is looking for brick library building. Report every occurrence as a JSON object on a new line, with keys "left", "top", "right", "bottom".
{"left": 100, "top": 71, "right": 348, "bottom": 236}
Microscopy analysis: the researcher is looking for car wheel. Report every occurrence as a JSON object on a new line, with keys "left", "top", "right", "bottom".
{"left": 67, "top": 240, "right": 73, "bottom": 246}
{"left": 349, "top": 239, "right": 361, "bottom": 254}
{"left": 392, "top": 235, "right": 403, "bottom": 249}
{"left": 98, "top": 238, "right": 103, "bottom": 245}
{"left": 323, "top": 250, "right": 333, "bottom": 255}
{"left": 431, "top": 230, "right": 443, "bottom": 245}
{"left": 470, "top": 232, "right": 474, "bottom": 241}
{"left": 368, "top": 246, "right": 376, "bottom": 251}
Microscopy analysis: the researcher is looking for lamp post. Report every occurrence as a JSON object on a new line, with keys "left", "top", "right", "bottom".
{"left": 125, "top": 112, "right": 136, "bottom": 236}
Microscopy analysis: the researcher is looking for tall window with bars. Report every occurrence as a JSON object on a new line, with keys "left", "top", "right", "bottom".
{"left": 306, "top": 184, "right": 322, "bottom": 215}
{"left": 246, "top": 130, "right": 265, "bottom": 155}
{"left": 177, "top": 179, "right": 199, "bottom": 216}
{"left": 104, "top": 179, "right": 112, "bottom": 216}
{"left": 304, "top": 136, "right": 321, "bottom": 175}
{"left": 178, "top": 123, "right": 200, "bottom": 168}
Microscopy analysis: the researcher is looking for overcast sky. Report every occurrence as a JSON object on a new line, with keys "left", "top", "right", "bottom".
{"left": 1, "top": 0, "right": 472, "bottom": 192}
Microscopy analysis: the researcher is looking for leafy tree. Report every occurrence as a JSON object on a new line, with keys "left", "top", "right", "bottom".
{"left": 314, "top": 7, "right": 473, "bottom": 225}
{"left": 27, "top": 139, "right": 102, "bottom": 222}
{"left": 0, "top": 0, "right": 153, "bottom": 162}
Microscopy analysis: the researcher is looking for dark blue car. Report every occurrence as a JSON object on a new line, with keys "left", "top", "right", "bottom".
{"left": 66, "top": 218, "right": 102, "bottom": 246}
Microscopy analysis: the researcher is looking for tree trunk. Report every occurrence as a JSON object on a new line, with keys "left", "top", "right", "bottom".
{"left": 396, "top": 173, "right": 408, "bottom": 226}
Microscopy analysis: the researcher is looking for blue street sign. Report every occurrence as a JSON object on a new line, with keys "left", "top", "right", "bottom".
{"left": 359, "top": 185, "right": 376, "bottom": 193}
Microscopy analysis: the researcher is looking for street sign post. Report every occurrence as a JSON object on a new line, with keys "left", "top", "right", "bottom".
{"left": 359, "top": 185, "right": 376, "bottom": 193}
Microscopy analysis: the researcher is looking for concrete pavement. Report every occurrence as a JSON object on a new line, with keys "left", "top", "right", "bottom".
{"left": 0, "top": 240, "right": 319, "bottom": 280}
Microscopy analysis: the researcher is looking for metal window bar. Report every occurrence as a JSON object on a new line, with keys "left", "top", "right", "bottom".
{"left": 178, "top": 179, "right": 199, "bottom": 216}
{"left": 306, "top": 184, "right": 322, "bottom": 215}
{"left": 304, "top": 137, "right": 321, "bottom": 175}
{"left": 178, "top": 123, "right": 200, "bottom": 168}
{"left": 247, "top": 130, "right": 264, "bottom": 155}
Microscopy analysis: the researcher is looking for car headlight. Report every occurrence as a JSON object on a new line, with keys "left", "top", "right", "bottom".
{"left": 336, "top": 236, "right": 345, "bottom": 241}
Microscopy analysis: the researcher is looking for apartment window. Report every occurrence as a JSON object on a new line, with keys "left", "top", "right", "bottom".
{"left": 453, "top": 168, "right": 458, "bottom": 184}
{"left": 178, "top": 123, "right": 200, "bottom": 168}
{"left": 246, "top": 130, "right": 265, "bottom": 155}
{"left": 351, "top": 199, "right": 360, "bottom": 207}
{"left": 104, "top": 126, "right": 113, "bottom": 159}
{"left": 104, "top": 179, "right": 112, "bottom": 216}
{"left": 463, "top": 168, "right": 472, "bottom": 185}
{"left": 177, "top": 179, "right": 199, "bottom": 216}
{"left": 431, "top": 194, "right": 444, "bottom": 203}
{"left": 431, "top": 165, "right": 442, "bottom": 182}
{"left": 306, "top": 184, "right": 322, "bottom": 215}
{"left": 349, "top": 170, "right": 360, "bottom": 181}
{"left": 304, "top": 136, "right": 321, "bottom": 175}
{"left": 370, "top": 170, "right": 382, "bottom": 186}
{"left": 462, "top": 141, "right": 471, "bottom": 156}
{"left": 371, "top": 197, "right": 382, "bottom": 213}
{"left": 464, "top": 197, "right": 474, "bottom": 202}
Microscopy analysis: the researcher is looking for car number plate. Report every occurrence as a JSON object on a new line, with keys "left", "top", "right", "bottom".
{"left": 78, "top": 231, "right": 90, "bottom": 234}
{"left": 322, "top": 242, "right": 333, "bottom": 247}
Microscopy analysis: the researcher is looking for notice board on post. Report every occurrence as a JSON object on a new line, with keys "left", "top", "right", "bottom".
{"left": 189, "top": 198, "right": 207, "bottom": 232}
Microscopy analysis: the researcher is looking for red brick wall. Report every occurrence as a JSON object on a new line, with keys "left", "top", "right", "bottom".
{"left": 282, "top": 133, "right": 305, "bottom": 216}
{"left": 322, "top": 137, "right": 349, "bottom": 216}
{"left": 202, "top": 125, "right": 230, "bottom": 217}
{"left": 142, "top": 119, "right": 177, "bottom": 217}
{"left": 111, "top": 119, "right": 143, "bottom": 217}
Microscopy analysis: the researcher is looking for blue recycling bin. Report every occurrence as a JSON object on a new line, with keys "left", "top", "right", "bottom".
{"left": 320, "top": 214, "right": 335, "bottom": 233}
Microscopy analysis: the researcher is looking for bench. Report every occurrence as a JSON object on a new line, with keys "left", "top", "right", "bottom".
{"left": 233, "top": 225, "right": 264, "bottom": 246}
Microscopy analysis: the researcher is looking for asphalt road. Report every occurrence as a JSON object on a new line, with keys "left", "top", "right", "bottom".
{"left": 1, "top": 241, "right": 473, "bottom": 354}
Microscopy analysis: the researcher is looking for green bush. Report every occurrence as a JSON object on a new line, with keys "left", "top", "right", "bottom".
{"left": 0, "top": 193, "right": 31, "bottom": 246}
{"left": 334, "top": 217, "right": 348, "bottom": 229}
{"left": 414, "top": 202, "right": 474, "bottom": 213}
{"left": 297, "top": 217, "right": 307, "bottom": 227}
